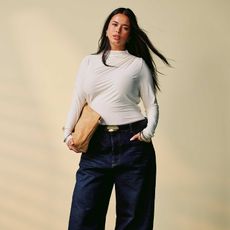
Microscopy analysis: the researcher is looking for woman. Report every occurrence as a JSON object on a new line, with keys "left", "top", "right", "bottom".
{"left": 63, "top": 7, "right": 170, "bottom": 230}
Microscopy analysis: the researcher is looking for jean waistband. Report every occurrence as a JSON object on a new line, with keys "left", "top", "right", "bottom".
{"left": 98, "top": 118, "right": 147, "bottom": 133}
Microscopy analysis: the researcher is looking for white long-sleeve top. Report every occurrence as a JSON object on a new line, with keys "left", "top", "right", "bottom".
{"left": 63, "top": 50, "right": 159, "bottom": 142}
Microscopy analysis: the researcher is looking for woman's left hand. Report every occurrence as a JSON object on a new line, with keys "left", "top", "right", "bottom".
{"left": 130, "top": 132, "right": 142, "bottom": 141}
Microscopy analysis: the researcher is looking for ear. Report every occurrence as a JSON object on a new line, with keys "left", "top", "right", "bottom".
{"left": 106, "top": 30, "right": 108, "bottom": 37}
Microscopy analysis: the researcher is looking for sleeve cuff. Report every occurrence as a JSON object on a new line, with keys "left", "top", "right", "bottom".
{"left": 140, "top": 131, "right": 152, "bottom": 143}
{"left": 64, "top": 134, "right": 72, "bottom": 143}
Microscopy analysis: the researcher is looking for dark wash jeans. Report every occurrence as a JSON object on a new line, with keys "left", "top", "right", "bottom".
{"left": 68, "top": 119, "right": 156, "bottom": 230}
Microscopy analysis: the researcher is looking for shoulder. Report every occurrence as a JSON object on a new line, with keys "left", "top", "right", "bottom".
{"left": 80, "top": 55, "right": 92, "bottom": 64}
{"left": 81, "top": 54, "right": 102, "bottom": 65}
{"left": 131, "top": 57, "right": 151, "bottom": 78}
{"left": 124, "top": 52, "right": 143, "bottom": 72}
{"left": 138, "top": 58, "right": 150, "bottom": 74}
{"left": 130, "top": 55, "right": 149, "bottom": 75}
{"left": 127, "top": 52, "right": 142, "bottom": 62}
{"left": 127, "top": 53, "right": 149, "bottom": 69}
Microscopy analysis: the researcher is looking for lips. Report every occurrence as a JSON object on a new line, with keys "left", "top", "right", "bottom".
{"left": 113, "top": 35, "right": 120, "bottom": 40}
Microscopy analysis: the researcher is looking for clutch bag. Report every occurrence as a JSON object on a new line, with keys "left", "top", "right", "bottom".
{"left": 72, "top": 104, "right": 101, "bottom": 153}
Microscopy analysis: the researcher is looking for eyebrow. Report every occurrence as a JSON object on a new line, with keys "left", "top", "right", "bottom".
{"left": 111, "top": 20, "right": 130, "bottom": 27}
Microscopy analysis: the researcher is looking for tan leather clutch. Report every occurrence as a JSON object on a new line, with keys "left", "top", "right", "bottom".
{"left": 72, "top": 104, "right": 101, "bottom": 153}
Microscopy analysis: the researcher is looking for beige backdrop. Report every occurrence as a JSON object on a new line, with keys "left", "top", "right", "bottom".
{"left": 0, "top": 0, "right": 229, "bottom": 229}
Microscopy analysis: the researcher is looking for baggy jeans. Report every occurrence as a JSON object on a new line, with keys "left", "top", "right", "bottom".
{"left": 68, "top": 119, "right": 156, "bottom": 230}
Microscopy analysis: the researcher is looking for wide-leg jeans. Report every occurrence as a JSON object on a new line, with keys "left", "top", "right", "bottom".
{"left": 68, "top": 119, "right": 156, "bottom": 230}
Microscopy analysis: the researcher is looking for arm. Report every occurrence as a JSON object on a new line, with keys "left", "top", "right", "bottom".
{"left": 139, "top": 60, "right": 159, "bottom": 141}
{"left": 63, "top": 56, "right": 89, "bottom": 143}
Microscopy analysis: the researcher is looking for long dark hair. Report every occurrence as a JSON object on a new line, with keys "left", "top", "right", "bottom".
{"left": 96, "top": 7, "right": 170, "bottom": 92}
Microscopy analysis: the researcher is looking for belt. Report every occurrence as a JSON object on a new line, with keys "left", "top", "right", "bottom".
{"left": 99, "top": 119, "right": 146, "bottom": 133}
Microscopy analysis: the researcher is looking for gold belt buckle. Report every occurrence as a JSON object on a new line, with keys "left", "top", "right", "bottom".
{"left": 106, "top": 125, "right": 119, "bottom": 132}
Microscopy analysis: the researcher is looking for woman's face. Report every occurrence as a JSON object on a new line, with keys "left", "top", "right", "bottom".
{"left": 107, "top": 13, "right": 131, "bottom": 50}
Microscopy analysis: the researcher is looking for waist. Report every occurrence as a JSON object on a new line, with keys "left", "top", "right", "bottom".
{"left": 98, "top": 118, "right": 147, "bottom": 133}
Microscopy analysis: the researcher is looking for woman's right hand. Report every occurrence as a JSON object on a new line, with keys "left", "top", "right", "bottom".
{"left": 66, "top": 136, "right": 79, "bottom": 153}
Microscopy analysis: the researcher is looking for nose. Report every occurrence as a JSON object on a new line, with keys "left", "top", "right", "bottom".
{"left": 116, "top": 26, "right": 121, "bottom": 33}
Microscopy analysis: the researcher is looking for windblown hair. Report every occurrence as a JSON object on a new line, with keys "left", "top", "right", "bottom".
{"left": 96, "top": 7, "right": 170, "bottom": 92}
